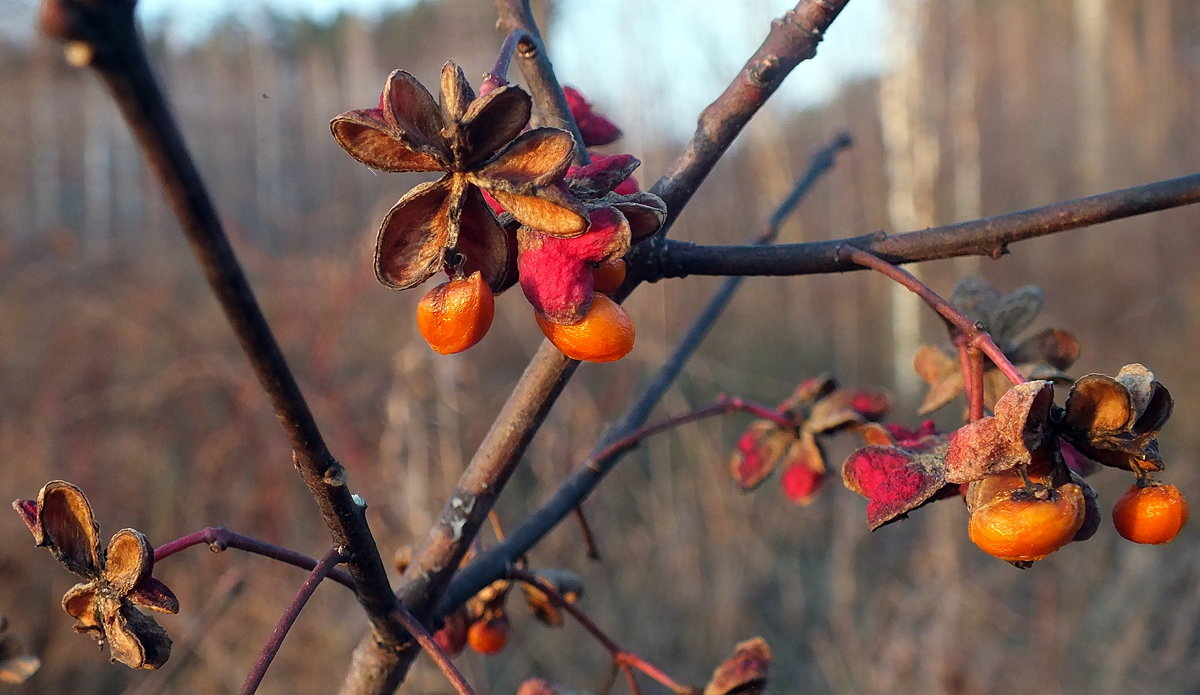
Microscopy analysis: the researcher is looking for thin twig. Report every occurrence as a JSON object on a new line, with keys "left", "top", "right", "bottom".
{"left": 493, "top": 0, "right": 589, "bottom": 164}
{"left": 387, "top": 607, "right": 477, "bottom": 695}
{"left": 38, "top": 0, "right": 400, "bottom": 635}
{"left": 240, "top": 546, "right": 345, "bottom": 695}
{"left": 838, "top": 246, "right": 1025, "bottom": 385}
{"left": 154, "top": 526, "right": 355, "bottom": 590}
{"left": 510, "top": 569, "right": 694, "bottom": 695}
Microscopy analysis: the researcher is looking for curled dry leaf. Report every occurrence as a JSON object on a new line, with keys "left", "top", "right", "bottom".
{"left": 704, "top": 637, "right": 771, "bottom": 695}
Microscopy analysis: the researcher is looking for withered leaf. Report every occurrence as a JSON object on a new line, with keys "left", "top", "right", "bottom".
{"left": 704, "top": 637, "right": 771, "bottom": 695}
{"left": 729, "top": 421, "right": 794, "bottom": 491}
{"left": 842, "top": 436, "right": 951, "bottom": 530}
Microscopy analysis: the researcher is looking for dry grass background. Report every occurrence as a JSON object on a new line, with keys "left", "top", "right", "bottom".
{"left": 3, "top": 1, "right": 1200, "bottom": 693}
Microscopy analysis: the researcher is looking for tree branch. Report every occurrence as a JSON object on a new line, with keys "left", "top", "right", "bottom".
{"left": 38, "top": 0, "right": 401, "bottom": 642}
{"left": 656, "top": 172, "right": 1200, "bottom": 278}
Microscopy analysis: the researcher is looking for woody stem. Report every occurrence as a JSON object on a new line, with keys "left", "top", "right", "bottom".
{"left": 838, "top": 246, "right": 1027, "bottom": 386}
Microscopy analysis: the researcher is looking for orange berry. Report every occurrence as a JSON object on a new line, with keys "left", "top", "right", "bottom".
{"left": 415, "top": 271, "right": 494, "bottom": 354}
{"left": 466, "top": 616, "right": 510, "bottom": 655}
{"left": 591, "top": 258, "right": 627, "bottom": 294}
{"left": 1112, "top": 483, "right": 1188, "bottom": 544}
{"left": 968, "top": 483, "right": 1085, "bottom": 562}
{"left": 535, "top": 293, "right": 635, "bottom": 363}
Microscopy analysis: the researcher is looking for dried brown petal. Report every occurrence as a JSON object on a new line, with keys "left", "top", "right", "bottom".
{"left": 0, "top": 618, "right": 39, "bottom": 685}
{"left": 914, "top": 346, "right": 963, "bottom": 415}
{"left": 805, "top": 388, "right": 890, "bottom": 433}
{"left": 456, "top": 186, "right": 513, "bottom": 291}
{"left": 330, "top": 69, "right": 448, "bottom": 172}
{"left": 460, "top": 85, "right": 532, "bottom": 168}
{"left": 1115, "top": 364, "right": 1173, "bottom": 433}
{"left": 780, "top": 374, "right": 838, "bottom": 412}
{"left": 948, "top": 277, "right": 1000, "bottom": 321}
{"left": 439, "top": 61, "right": 475, "bottom": 135}
{"left": 0, "top": 655, "right": 39, "bottom": 685}
{"left": 62, "top": 582, "right": 99, "bottom": 628}
{"left": 944, "top": 381, "right": 1055, "bottom": 484}
{"left": 129, "top": 577, "right": 180, "bottom": 615}
{"left": 475, "top": 128, "right": 577, "bottom": 189}
{"left": 103, "top": 529, "right": 153, "bottom": 596}
{"left": 38, "top": 481, "right": 103, "bottom": 577}
{"left": 374, "top": 178, "right": 454, "bottom": 290}
{"left": 1010, "top": 327, "right": 1080, "bottom": 370}
{"left": 704, "top": 637, "right": 771, "bottom": 695}
{"left": 105, "top": 602, "right": 172, "bottom": 670}
{"left": 1062, "top": 374, "right": 1132, "bottom": 432}
{"left": 985, "top": 285, "right": 1043, "bottom": 345}
{"left": 605, "top": 191, "right": 667, "bottom": 242}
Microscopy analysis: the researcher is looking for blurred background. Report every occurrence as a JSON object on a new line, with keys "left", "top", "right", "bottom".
{"left": 2, "top": 0, "right": 1200, "bottom": 693}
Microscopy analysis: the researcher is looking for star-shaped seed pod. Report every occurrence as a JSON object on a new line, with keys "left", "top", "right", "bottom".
{"left": 729, "top": 375, "right": 891, "bottom": 505}
{"left": 516, "top": 153, "right": 667, "bottom": 324}
{"left": 914, "top": 277, "right": 1080, "bottom": 414}
{"left": 1059, "top": 363, "right": 1173, "bottom": 473}
{"left": 12, "top": 481, "right": 178, "bottom": 670}
{"left": 331, "top": 62, "right": 588, "bottom": 292}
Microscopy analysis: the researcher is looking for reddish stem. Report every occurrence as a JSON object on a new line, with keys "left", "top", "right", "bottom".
{"left": 838, "top": 246, "right": 1027, "bottom": 387}
{"left": 481, "top": 29, "right": 530, "bottom": 95}
{"left": 154, "top": 526, "right": 355, "bottom": 591}
{"left": 509, "top": 569, "right": 692, "bottom": 694}
{"left": 387, "top": 607, "right": 477, "bottom": 695}
{"left": 583, "top": 396, "right": 794, "bottom": 473}
{"left": 239, "top": 545, "right": 345, "bottom": 695}
{"left": 958, "top": 338, "right": 985, "bottom": 422}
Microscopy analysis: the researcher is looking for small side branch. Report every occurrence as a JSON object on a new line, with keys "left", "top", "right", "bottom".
{"left": 154, "top": 526, "right": 356, "bottom": 591}
{"left": 240, "top": 546, "right": 346, "bottom": 695}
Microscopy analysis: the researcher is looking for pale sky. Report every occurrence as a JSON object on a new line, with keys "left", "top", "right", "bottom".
{"left": 14, "top": 0, "right": 888, "bottom": 137}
